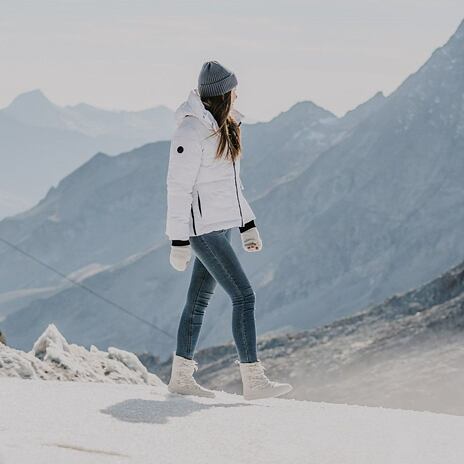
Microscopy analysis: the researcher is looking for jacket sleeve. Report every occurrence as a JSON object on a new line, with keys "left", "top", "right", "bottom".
{"left": 165, "top": 124, "right": 203, "bottom": 241}
{"left": 239, "top": 220, "right": 256, "bottom": 233}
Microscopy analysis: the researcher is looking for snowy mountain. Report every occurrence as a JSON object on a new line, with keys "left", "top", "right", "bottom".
{"left": 0, "top": 90, "right": 175, "bottom": 218}
{"left": 4, "top": 89, "right": 174, "bottom": 141}
{"left": 152, "top": 256, "right": 464, "bottom": 416}
{"left": 4, "top": 90, "right": 66, "bottom": 129}
{"left": 1, "top": 325, "right": 464, "bottom": 463}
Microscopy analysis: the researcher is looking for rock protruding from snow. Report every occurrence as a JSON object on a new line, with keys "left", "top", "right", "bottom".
{"left": 0, "top": 324, "right": 164, "bottom": 386}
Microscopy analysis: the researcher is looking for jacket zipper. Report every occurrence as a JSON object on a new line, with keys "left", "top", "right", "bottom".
{"left": 232, "top": 161, "right": 244, "bottom": 227}
{"left": 191, "top": 205, "right": 197, "bottom": 235}
{"left": 198, "top": 191, "right": 202, "bottom": 217}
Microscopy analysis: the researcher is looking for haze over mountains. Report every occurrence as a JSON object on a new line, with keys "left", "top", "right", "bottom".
{"left": 1, "top": 20, "right": 463, "bottom": 360}
{"left": 0, "top": 90, "right": 175, "bottom": 218}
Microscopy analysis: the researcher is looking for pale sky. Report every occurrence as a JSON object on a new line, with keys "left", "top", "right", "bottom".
{"left": 1, "top": 0, "right": 463, "bottom": 120}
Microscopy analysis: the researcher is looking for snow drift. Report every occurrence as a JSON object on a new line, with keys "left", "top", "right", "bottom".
{"left": 0, "top": 323, "right": 163, "bottom": 386}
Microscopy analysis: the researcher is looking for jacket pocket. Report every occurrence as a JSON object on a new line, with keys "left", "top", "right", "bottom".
{"left": 198, "top": 179, "right": 239, "bottom": 224}
{"left": 197, "top": 191, "right": 202, "bottom": 217}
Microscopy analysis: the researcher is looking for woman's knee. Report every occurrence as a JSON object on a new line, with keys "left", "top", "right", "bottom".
{"left": 231, "top": 286, "right": 256, "bottom": 307}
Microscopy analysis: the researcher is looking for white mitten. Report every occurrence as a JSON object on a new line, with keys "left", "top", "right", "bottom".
{"left": 170, "top": 245, "right": 192, "bottom": 271}
{"left": 240, "top": 227, "right": 263, "bottom": 252}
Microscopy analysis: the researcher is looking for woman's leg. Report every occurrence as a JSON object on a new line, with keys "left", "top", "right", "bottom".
{"left": 176, "top": 255, "right": 217, "bottom": 360}
{"left": 190, "top": 228, "right": 258, "bottom": 363}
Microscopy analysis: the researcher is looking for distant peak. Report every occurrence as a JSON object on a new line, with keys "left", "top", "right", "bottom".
{"left": 26, "top": 88, "right": 45, "bottom": 96}
{"left": 341, "top": 90, "right": 386, "bottom": 122}
{"left": 14, "top": 89, "right": 48, "bottom": 101}
{"left": 68, "top": 102, "right": 100, "bottom": 112}
{"left": 7, "top": 89, "right": 54, "bottom": 109}
{"left": 275, "top": 100, "right": 337, "bottom": 123}
{"left": 290, "top": 100, "right": 335, "bottom": 115}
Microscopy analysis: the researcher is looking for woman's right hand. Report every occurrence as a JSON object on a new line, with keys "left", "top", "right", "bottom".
{"left": 170, "top": 245, "right": 192, "bottom": 271}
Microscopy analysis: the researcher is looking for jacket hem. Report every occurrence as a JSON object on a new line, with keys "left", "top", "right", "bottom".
{"left": 189, "top": 216, "right": 255, "bottom": 237}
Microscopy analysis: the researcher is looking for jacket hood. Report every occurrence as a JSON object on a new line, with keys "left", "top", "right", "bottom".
{"left": 174, "top": 88, "right": 245, "bottom": 130}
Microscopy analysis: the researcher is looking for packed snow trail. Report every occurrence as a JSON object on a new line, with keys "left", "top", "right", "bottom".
{"left": 1, "top": 377, "right": 464, "bottom": 464}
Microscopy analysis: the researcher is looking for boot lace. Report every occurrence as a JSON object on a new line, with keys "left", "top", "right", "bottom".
{"left": 177, "top": 359, "right": 202, "bottom": 387}
{"left": 235, "top": 359, "right": 272, "bottom": 388}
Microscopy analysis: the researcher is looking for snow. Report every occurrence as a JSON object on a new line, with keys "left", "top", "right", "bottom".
{"left": 1, "top": 377, "right": 464, "bottom": 464}
{"left": 0, "top": 324, "right": 163, "bottom": 386}
{"left": 1, "top": 325, "right": 464, "bottom": 463}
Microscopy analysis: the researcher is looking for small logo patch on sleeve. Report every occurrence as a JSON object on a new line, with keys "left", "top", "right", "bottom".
{"left": 177, "top": 146, "right": 184, "bottom": 153}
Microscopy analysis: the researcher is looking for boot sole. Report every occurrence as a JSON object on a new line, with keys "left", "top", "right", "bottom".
{"left": 168, "top": 385, "right": 216, "bottom": 398}
{"left": 243, "top": 384, "right": 293, "bottom": 401}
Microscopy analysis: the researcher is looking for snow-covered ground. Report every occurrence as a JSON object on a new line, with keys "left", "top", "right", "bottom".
{"left": 1, "top": 377, "right": 464, "bottom": 464}
{"left": 1, "top": 325, "right": 464, "bottom": 463}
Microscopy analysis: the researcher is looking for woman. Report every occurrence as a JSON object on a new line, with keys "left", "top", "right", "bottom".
{"left": 165, "top": 60, "right": 292, "bottom": 400}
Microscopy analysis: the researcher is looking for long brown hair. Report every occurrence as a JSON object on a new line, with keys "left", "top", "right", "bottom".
{"left": 201, "top": 90, "right": 242, "bottom": 163}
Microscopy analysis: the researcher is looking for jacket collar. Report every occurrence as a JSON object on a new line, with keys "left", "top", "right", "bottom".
{"left": 175, "top": 88, "right": 245, "bottom": 130}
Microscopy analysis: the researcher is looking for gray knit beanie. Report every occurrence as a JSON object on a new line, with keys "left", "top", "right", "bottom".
{"left": 198, "top": 60, "right": 238, "bottom": 97}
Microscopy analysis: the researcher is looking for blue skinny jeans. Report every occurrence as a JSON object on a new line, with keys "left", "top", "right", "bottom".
{"left": 175, "top": 227, "right": 258, "bottom": 363}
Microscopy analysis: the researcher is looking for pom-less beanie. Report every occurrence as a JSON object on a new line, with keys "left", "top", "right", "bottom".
{"left": 198, "top": 60, "right": 238, "bottom": 97}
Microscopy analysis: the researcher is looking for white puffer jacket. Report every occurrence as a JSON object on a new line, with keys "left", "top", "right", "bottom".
{"left": 165, "top": 88, "right": 256, "bottom": 241}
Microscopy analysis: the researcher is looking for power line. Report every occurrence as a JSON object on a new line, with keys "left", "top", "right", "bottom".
{"left": 0, "top": 236, "right": 175, "bottom": 341}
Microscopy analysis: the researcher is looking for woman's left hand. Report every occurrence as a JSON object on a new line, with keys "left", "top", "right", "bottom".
{"left": 240, "top": 227, "right": 263, "bottom": 252}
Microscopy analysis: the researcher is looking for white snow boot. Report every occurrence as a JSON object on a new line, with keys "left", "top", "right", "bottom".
{"left": 236, "top": 359, "right": 293, "bottom": 400}
{"left": 168, "top": 353, "right": 216, "bottom": 398}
